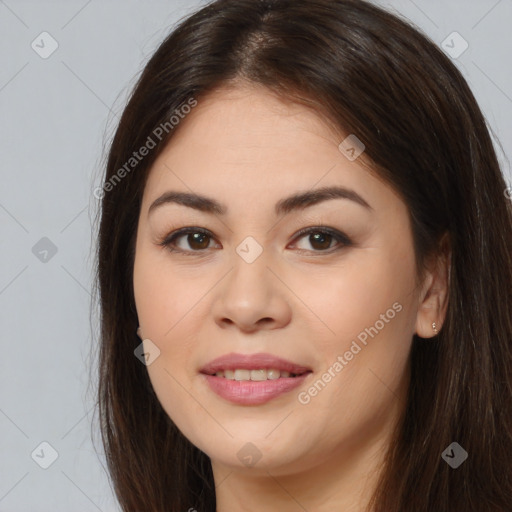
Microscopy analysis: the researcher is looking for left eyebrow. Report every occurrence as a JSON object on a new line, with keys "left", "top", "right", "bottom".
{"left": 147, "top": 185, "right": 373, "bottom": 217}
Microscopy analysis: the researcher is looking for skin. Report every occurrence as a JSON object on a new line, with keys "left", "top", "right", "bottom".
{"left": 133, "top": 82, "right": 449, "bottom": 512}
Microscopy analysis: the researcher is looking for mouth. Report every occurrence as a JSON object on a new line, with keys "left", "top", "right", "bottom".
{"left": 202, "top": 368, "right": 310, "bottom": 380}
{"left": 199, "top": 352, "right": 312, "bottom": 379}
{"left": 199, "top": 352, "right": 313, "bottom": 405}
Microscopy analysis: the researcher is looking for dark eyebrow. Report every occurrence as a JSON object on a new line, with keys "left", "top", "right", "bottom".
{"left": 148, "top": 185, "right": 373, "bottom": 217}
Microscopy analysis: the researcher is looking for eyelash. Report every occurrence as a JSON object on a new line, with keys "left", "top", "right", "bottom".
{"left": 157, "top": 226, "right": 352, "bottom": 256}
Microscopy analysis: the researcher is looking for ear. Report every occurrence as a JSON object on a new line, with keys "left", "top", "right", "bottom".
{"left": 414, "top": 233, "right": 451, "bottom": 338}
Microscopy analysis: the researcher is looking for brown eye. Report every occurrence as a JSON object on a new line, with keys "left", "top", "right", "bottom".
{"left": 159, "top": 226, "right": 351, "bottom": 256}
{"left": 307, "top": 232, "right": 334, "bottom": 250}
{"left": 159, "top": 228, "right": 216, "bottom": 255}
{"left": 185, "top": 232, "right": 211, "bottom": 250}
{"left": 292, "top": 227, "right": 352, "bottom": 253}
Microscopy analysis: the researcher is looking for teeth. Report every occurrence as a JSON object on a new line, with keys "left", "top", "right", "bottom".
{"left": 250, "top": 369, "right": 267, "bottom": 381}
{"left": 234, "top": 369, "right": 250, "bottom": 381}
{"left": 267, "top": 369, "right": 280, "bottom": 379}
{"left": 213, "top": 369, "right": 298, "bottom": 380}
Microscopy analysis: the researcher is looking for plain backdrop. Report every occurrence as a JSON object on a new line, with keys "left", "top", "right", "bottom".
{"left": 1, "top": 1, "right": 511, "bottom": 510}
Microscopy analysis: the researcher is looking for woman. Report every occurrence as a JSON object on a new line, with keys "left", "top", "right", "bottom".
{"left": 93, "top": 0, "right": 512, "bottom": 510}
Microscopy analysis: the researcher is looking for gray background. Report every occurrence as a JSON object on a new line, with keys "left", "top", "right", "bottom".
{"left": 1, "top": 1, "right": 511, "bottom": 510}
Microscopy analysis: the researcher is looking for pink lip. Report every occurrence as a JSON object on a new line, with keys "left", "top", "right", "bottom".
{"left": 199, "top": 352, "right": 312, "bottom": 375}
{"left": 201, "top": 373, "right": 311, "bottom": 405}
{"left": 199, "top": 352, "right": 312, "bottom": 405}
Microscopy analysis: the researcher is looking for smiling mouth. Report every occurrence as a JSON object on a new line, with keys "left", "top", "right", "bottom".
{"left": 203, "top": 369, "right": 311, "bottom": 380}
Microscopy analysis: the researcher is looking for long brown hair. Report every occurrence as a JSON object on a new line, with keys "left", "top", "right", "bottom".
{"left": 91, "top": 0, "right": 512, "bottom": 510}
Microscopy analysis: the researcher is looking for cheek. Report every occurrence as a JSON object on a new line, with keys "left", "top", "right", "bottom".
{"left": 133, "top": 248, "right": 206, "bottom": 436}
{"left": 296, "top": 244, "right": 417, "bottom": 412}
{"left": 133, "top": 244, "right": 216, "bottom": 393}
{"left": 133, "top": 245, "right": 203, "bottom": 340}
{"left": 303, "top": 247, "right": 416, "bottom": 352}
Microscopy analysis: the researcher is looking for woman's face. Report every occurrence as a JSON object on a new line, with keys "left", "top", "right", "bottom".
{"left": 133, "top": 83, "right": 428, "bottom": 477}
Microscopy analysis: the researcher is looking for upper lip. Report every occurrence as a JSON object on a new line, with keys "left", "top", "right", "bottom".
{"left": 200, "top": 352, "right": 312, "bottom": 375}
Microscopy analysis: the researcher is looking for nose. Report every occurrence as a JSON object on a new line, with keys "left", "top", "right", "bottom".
{"left": 211, "top": 254, "right": 292, "bottom": 333}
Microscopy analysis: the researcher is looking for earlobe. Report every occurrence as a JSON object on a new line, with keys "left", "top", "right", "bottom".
{"left": 414, "top": 234, "right": 451, "bottom": 339}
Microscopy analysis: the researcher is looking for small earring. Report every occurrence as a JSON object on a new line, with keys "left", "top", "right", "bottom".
{"left": 432, "top": 322, "right": 438, "bottom": 335}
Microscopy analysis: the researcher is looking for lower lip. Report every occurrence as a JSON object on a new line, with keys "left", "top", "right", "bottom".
{"left": 201, "top": 373, "right": 311, "bottom": 405}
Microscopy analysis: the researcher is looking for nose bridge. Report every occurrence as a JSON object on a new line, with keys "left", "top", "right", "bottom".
{"left": 226, "top": 240, "right": 272, "bottom": 305}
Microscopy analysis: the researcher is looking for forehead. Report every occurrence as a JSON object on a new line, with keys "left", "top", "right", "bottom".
{"left": 142, "top": 84, "right": 404, "bottom": 219}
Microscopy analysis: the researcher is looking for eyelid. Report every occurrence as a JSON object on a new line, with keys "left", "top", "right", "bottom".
{"left": 158, "top": 225, "right": 352, "bottom": 255}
